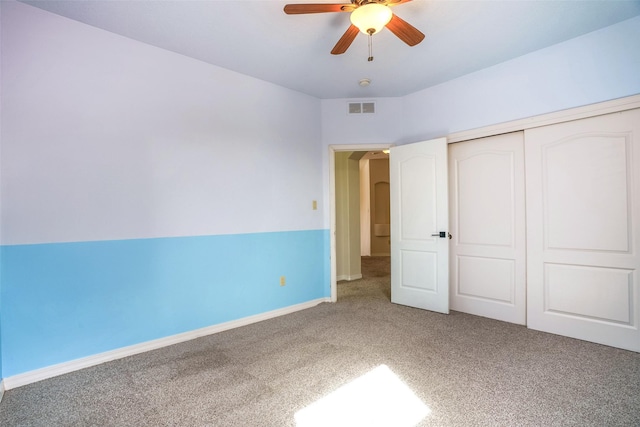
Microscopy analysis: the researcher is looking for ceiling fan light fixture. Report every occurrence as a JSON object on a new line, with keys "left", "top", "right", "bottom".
{"left": 350, "top": 3, "right": 392, "bottom": 35}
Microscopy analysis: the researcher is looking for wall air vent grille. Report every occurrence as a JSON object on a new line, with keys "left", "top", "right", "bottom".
{"left": 348, "top": 102, "right": 376, "bottom": 115}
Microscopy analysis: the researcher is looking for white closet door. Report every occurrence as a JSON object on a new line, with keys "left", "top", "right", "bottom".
{"left": 525, "top": 109, "right": 640, "bottom": 352}
{"left": 449, "top": 132, "right": 526, "bottom": 324}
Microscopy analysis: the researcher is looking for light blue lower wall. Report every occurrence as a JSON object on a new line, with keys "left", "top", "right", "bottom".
{"left": 0, "top": 295, "right": 3, "bottom": 381}
{"left": 1, "top": 229, "right": 330, "bottom": 377}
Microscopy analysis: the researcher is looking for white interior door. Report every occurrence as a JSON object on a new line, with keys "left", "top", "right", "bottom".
{"left": 525, "top": 109, "right": 640, "bottom": 352}
{"left": 390, "top": 138, "right": 449, "bottom": 313}
{"left": 449, "top": 132, "right": 526, "bottom": 324}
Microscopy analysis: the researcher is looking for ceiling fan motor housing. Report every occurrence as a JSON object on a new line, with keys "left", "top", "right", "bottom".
{"left": 350, "top": 2, "right": 393, "bottom": 35}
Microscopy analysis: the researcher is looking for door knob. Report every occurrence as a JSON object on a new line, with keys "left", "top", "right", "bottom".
{"left": 431, "top": 232, "right": 452, "bottom": 239}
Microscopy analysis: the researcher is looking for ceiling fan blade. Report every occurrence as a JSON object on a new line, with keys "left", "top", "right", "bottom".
{"left": 385, "top": 13, "right": 425, "bottom": 46}
{"left": 331, "top": 24, "right": 360, "bottom": 55}
{"left": 284, "top": 3, "right": 354, "bottom": 14}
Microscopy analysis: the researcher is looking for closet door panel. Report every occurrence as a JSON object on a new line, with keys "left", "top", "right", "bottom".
{"left": 525, "top": 109, "right": 640, "bottom": 352}
{"left": 449, "top": 132, "right": 526, "bottom": 324}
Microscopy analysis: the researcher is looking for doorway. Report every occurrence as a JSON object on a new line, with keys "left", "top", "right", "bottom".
{"left": 330, "top": 144, "right": 391, "bottom": 302}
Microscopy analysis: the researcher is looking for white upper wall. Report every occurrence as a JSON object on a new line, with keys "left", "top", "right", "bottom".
{"left": 1, "top": 1, "right": 323, "bottom": 245}
{"left": 3, "top": 3, "right": 640, "bottom": 242}
{"left": 320, "top": 98, "right": 404, "bottom": 146}
{"left": 400, "top": 15, "right": 640, "bottom": 143}
{"left": 319, "top": 16, "right": 640, "bottom": 229}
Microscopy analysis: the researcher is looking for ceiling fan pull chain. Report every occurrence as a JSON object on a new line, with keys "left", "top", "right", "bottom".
{"left": 368, "top": 30, "right": 374, "bottom": 62}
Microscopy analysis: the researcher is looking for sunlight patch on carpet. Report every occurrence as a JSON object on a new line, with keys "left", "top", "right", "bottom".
{"left": 295, "top": 364, "right": 430, "bottom": 427}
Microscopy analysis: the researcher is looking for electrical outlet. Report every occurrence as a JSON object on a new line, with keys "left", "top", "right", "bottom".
{"left": 280, "top": 276, "right": 286, "bottom": 286}
{"left": 312, "top": 200, "right": 317, "bottom": 210}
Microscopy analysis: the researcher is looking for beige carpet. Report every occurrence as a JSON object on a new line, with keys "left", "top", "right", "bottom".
{"left": 1, "top": 256, "right": 639, "bottom": 426}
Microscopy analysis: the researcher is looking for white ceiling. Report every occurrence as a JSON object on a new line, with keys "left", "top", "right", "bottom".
{"left": 21, "top": 0, "right": 640, "bottom": 99}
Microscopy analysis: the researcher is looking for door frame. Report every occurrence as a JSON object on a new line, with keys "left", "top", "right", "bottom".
{"left": 329, "top": 144, "right": 391, "bottom": 302}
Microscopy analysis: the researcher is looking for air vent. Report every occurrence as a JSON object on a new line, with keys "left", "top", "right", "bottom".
{"left": 348, "top": 102, "right": 362, "bottom": 114}
{"left": 348, "top": 101, "right": 376, "bottom": 115}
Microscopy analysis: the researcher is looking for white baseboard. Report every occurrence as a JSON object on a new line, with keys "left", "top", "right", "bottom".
{"left": 0, "top": 379, "right": 5, "bottom": 403}
{"left": 3, "top": 297, "right": 330, "bottom": 391}
{"left": 336, "top": 274, "right": 363, "bottom": 282}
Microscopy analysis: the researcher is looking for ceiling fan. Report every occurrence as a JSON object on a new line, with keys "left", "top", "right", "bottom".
{"left": 283, "top": 0, "right": 425, "bottom": 59}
